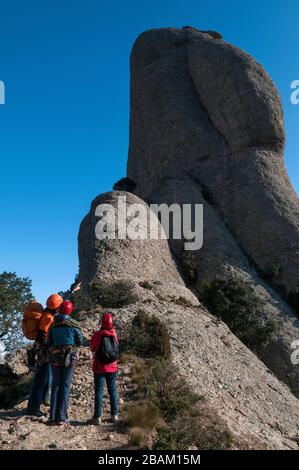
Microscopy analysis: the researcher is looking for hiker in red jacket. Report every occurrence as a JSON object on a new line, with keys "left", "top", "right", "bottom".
{"left": 90, "top": 312, "right": 119, "bottom": 425}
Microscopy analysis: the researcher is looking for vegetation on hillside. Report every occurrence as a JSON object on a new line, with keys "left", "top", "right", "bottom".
{"left": 0, "top": 271, "right": 33, "bottom": 352}
{"left": 113, "top": 177, "right": 137, "bottom": 193}
{"left": 121, "top": 311, "right": 233, "bottom": 450}
{"left": 202, "top": 277, "right": 278, "bottom": 350}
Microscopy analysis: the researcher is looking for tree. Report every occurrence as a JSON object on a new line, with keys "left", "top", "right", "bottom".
{"left": 0, "top": 272, "right": 33, "bottom": 352}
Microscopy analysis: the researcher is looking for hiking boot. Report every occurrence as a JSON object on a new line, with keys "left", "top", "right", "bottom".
{"left": 89, "top": 417, "right": 101, "bottom": 425}
{"left": 42, "top": 400, "right": 51, "bottom": 407}
{"left": 56, "top": 421, "right": 67, "bottom": 426}
{"left": 112, "top": 415, "right": 119, "bottom": 424}
{"left": 26, "top": 409, "right": 45, "bottom": 418}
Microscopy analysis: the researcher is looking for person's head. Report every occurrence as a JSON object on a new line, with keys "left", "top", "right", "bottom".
{"left": 26, "top": 300, "right": 44, "bottom": 314}
{"left": 59, "top": 300, "right": 74, "bottom": 315}
{"left": 46, "top": 294, "right": 63, "bottom": 311}
{"left": 101, "top": 312, "right": 114, "bottom": 330}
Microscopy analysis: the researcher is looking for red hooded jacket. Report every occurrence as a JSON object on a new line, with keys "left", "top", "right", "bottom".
{"left": 90, "top": 314, "right": 118, "bottom": 374}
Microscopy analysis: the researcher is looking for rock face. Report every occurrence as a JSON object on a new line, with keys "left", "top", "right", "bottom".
{"left": 114, "top": 300, "right": 299, "bottom": 450}
{"left": 77, "top": 196, "right": 299, "bottom": 449}
{"left": 78, "top": 191, "right": 185, "bottom": 286}
{"left": 77, "top": 187, "right": 299, "bottom": 390}
{"left": 150, "top": 178, "right": 299, "bottom": 390}
{"left": 76, "top": 187, "right": 299, "bottom": 449}
{"left": 78, "top": 191, "right": 200, "bottom": 308}
{"left": 0, "top": 349, "right": 33, "bottom": 409}
{"left": 127, "top": 27, "right": 299, "bottom": 295}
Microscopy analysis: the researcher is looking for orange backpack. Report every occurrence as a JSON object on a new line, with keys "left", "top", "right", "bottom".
{"left": 22, "top": 301, "right": 44, "bottom": 340}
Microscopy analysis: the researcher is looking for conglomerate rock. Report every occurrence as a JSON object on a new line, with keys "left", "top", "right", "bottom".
{"left": 127, "top": 27, "right": 299, "bottom": 295}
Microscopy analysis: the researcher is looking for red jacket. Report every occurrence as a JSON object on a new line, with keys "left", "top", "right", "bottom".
{"left": 91, "top": 328, "right": 118, "bottom": 374}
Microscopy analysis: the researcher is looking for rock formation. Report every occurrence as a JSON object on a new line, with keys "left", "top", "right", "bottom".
{"left": 2, "top": 27, "right": 299, "bottom": 451}
{"left": 127, "top": 27, "right": 299, "bottom": 296}
{"left": 77, "top": 189, "right": 299, "bottom": 449}
{"left": 0, "top": 349, "right": 33, "bottom": 409}
{"left": 149, "top": 178, "right": 299, "bottom": 390}
{"left": 78, "top": 191, "right": 198, "bottom": 308}
{"left": 74, "top": 30, "right": 299, "bottom": 447}
{"left": 126, "top": 27, "right": 299, "bottom": 389}
{"left": 114, "top": 301, "right": 299, "bottom": 449}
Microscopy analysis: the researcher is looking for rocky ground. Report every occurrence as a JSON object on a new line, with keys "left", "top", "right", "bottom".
{"left": 0, "top": 345, "right": 130, "bottom": 450}
{"left": 2, "top": 292, "right": 299, "bottom": 450}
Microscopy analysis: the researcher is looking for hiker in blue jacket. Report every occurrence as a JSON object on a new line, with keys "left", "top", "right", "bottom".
{"left": 47, "top": 300, "right": 83, "bottom": 425}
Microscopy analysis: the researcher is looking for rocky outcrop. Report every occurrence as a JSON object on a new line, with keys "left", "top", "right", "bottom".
{"left": 150, "top": 177, "right": 299, "bottom": 390}
{"left": 113, "top": 300, "right": 299, "bottom": 450}
{"left": 78, "top": 191, "right": 185, "bottom": 286}
{"left": 126, "top": 26, "right": 299, "bottom": 390}
{"left": 127, "top": 27, "right": 299, "bottom": 296}
{"left": 78, "top": 191, "right": 199, "bottom": 309}
{"left": 0, "top": 349, "right": 32, "bottom": 409}
{"left": 77, "top": 190, "right": 299, "bottom": 449}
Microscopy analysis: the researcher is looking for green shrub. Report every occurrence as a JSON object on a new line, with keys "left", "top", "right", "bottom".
{"left": 153, "top": 412, "right": 232, "bottom": 450}
{"left": 124, "top": 311, "right": 171, "bottom": 359}
{"left": 181, "top": 252, "right": 198, "bottom": 287}
{"left": 153, "top": 428, "right": 180, "bottom": 450}
{"left": 122, "top": 319, "right": 233, "bottom": 450}
{"left": 144, "top": 360, "right": 200, "bottom": 421}
{"left": 113, "top": 177, "right": 137, "bottom": 193}
{"left": 126, "top": 357, "right": 232, "bottom": 450}
{"left": 202, "top": 30, "right": 223, "bottom": 40}
{"left": 130, "top": 361, "right": 148, "bottom": 391}
{"left": 202, "top": 277, "right": 277, "bottom": 350}
{"left": 128, "top": 427, "right": 146, "bottom": 448}
{"left": 90, "top": 279, "right": 139, "bottom": 308}
{"left": 124, "top": 400, "right": 162, "bottom": 430}
{"left": 0, "top": 271, "right": 33, "bottom": 352}
{"left": 260, "top": 264, "right": 282, "bottom": 283}
{"left": 174, "top": 296, "right": 194, "bottom": 307}
{"left": 270, "top": 264, "right": 282, "bottom": 281}
{"left": 139, "top": 281, "right": 153, "bottom": 290}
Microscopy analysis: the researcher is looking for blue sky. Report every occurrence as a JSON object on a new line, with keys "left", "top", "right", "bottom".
{"left": 0, "top": 0, "right": 298, "bottom": 304}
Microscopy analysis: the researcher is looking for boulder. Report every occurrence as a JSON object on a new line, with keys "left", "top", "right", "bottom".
{"left": 0, "top": 349, "right": 32, "bottom": 409}
{"left": 78, "top": 191, "right": 198, "bottom": 308}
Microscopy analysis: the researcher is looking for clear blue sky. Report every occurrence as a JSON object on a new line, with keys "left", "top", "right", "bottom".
{"left": 0, "top": 0, "right": 298, "bottom": 304}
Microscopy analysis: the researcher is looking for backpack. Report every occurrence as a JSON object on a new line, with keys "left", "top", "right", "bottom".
{"left": 97, "top": 335, "right": 119, "bottom": 364}
{"left": 22, "top": 302, "right": 44, "bottom": 340}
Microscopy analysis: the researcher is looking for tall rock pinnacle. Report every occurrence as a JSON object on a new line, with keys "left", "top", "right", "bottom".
{"left": 127, "top": 27, "right": 299, "bottom": 295}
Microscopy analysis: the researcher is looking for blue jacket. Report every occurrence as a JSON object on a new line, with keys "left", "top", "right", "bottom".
{"left": 47, "top": 314, "right": 83, "bottom": 347}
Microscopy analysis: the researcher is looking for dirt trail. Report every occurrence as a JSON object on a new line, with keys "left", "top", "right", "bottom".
{"left": 0, "top": 347, "right": 130, "bottom": 450}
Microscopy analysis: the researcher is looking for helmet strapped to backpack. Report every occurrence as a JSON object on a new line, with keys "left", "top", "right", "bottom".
{"left": 22, "top": 301, "right": 44, "bottom": 340}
